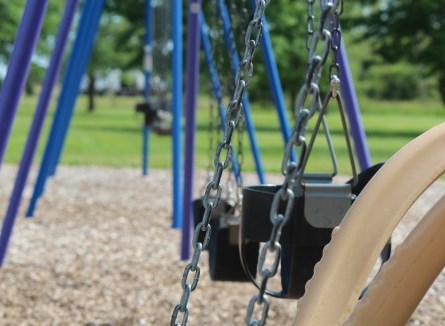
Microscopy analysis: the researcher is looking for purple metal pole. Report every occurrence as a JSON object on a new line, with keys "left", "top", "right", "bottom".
{"left": 0, "top": 0, "right": 79, "bottom": 267}
{"left": 339, "top": 39, "right": 372, "bottom": 170}
{"left": 0, "top": 0, "right": 49, "bottom": 172}
{"left": 181, "top": 0, "right": 202, "bottom": 260}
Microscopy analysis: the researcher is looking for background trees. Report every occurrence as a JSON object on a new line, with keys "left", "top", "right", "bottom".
{"left": 0, "top": 0, "right": 444, "bottom": 107}
{"left": 350, "top": 0, "right": 445, "bottom": 104}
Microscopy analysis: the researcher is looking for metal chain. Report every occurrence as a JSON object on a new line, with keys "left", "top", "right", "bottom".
{"left": 204, "top": 96, "right": 217, "bottom": 191}
{"left": 227, "top": 0, "right": 248, "bottom": 214}
{"left": 306, "top": 0, "right": 315, "bottom": 51}
{"left": 234, "top": 116, "right": 245, "bottom": 215}
{"left": 170, "top": 1, "right": 270, "bottom": 325}
{"left": 244, "top": 1, "right": 343, "bottom": 325}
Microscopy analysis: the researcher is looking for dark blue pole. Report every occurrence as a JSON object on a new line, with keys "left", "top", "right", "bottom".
{"left": 339, "top": 39, "right": 372, "bottom": 170}
{"left": 217, "top": 0, "right": 265, "bottom": 184}
{"left": 0, "top": 0, "right": 48, "bottom": 172}
{"left": 142, "top": 0, "right": 153, "bottom": 176}
{"left": 171, "top": 0, "right": 183, "bottom": 229}
{"left": 0, "top": 0, "right": 78, "bottom": 266}
{"left": 200, "top": 13, "right": 240, "bottom": 181}
{"left": 26, "top": 0, "right": 105, "bottom": 217}
{"left": 249, "top": 0, "right": 294, "bottom": 161}
{"left": 181, "top": 0, "right": 202, "bottom": 260}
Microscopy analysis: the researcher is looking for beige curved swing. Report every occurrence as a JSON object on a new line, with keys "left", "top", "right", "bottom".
{"left": 293, "top": 122, "right": 445, "bottom": 325}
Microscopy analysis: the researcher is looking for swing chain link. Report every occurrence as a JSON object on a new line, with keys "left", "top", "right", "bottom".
{"left": 306, "top": 0, "right": 315, "bottom": 50}
{"left": 235, "top": 117, "right": 245, "bottom": 214}
{"left": 171, "top": 1, "right": 269, "bottom": 325}
{"left": 244, "top": 1, "right": 343, "bottom": 325}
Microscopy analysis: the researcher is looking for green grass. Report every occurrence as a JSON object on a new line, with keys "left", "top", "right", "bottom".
{"left": 4, "top": 93, "right": 444, "bottom": 175}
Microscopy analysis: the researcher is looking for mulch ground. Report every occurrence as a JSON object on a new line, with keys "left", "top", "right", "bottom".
{"left": 0, "top": 165, "right": 444, "bottom": 325}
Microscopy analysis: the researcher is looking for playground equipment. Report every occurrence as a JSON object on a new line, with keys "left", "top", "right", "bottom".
{"left": 135, "top": 0, "right": 173, "bottom": 176}
{"left": 0, "top": 0, "right": 184, "bottom": 264}
{"left": 26, "top": 0, "right": 106, "bottom": 218}
{"left": 294, "top": 122, "right": 445, "bottom": 325}
{"left": 23, "top": 0, "right": 184, "bottom": 229}
{"left": 171, "top": 1, "right": 432, "bottom": 325}
{"left": 191, "top": 4, "right": 256, "bottom": 280}
{"left": 180, "top": 0, "right": 312, "bottom": 260}
{"left": 0, "top": 0, "right": 77, "bottom": 266}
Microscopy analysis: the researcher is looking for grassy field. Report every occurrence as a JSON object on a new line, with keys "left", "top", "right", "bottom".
{"left": 4, "top": 93, "right": 444, "bottom": 176}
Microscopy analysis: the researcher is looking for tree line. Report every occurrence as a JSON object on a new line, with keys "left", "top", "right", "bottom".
{"left": 0, "top": 0, "right": 443, "bottom": 109}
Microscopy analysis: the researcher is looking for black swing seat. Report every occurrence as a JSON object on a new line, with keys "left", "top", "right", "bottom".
{"left": 193, "top": 198, "right": 258, "bottom": 282}
{"left": 240, "top": 163, "right": 385, "bottom": 299}
{"left": 135, "top": 98, "right": 172, "bottom": 135}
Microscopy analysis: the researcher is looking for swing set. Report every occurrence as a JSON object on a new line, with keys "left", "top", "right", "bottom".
{"left": 171, "top": 0, "right": 445, "bottom": 325}
{"left": 0, "top": 0, "right": 443, "bottom": 325}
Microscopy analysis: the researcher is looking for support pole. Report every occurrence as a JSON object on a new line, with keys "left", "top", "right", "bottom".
{"left": 181, "top": 0, "right": 202, "bottom": 260}
{"left": 47, "top": 0, "right": 105, "bottom": 176}
{"left": 142, "top": 126, "right": 150, "bottom": 176}
{"left": 142, "top": 0, "right": 153, "bottom": 176}
{"left": 26, "top": 0, "right": 105, "bottom": 217}
{"left": 0, "top": 0, "right": 48, "bottom": 172}
{"left": 200, "top": 13, "right": 240, "bottom": 181}
{"left": 0, "top": 0, "right": 78, "bottom": 267}
{"left": 249, "top": 0, "right": 294, "bottom": 161}
{"left": 171, "top": 0, "right": 183, "bottom": 229}
{"left": 217, "top": 0, "right": 265, "bottom": 184}
{"left": 339, "top": 39, "right": 372, "bottom": 170}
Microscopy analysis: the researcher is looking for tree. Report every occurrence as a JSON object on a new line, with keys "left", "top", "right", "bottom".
{"left": 0, "top": 1, "right": 65, "bottom": 93}
{"left": 200, "top": 0, "right": 309, "bottom": 110}
{"left": 351, "top": 1, "right": 445, "bottom": 104}
{"left": 86, "top": 13, "right": 135, "bottom": 111}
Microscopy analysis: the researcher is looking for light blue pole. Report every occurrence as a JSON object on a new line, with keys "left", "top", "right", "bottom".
{"left": 142, "top": 126, "right": 150, "bottom": 176}
{"left": 171, "top": 0, "right": 183, "bottom": 229}
{"left": 26, "top": 0, "right": 105, "bottom": 217}
{"left": 48, "top": 0, "right": 105, "bottom": 176}
{"left": 217, "top": 0, "right": 265, "bottom": 184}
{"left": 0, "top": 0, "right": 48, "bottom": 172}
{"left": 0, "top": 0, "right": 78, "bottom": 266}
{"left": 142, "top": 0, "right": 153, "bottom": 176}
{"left": 249, "top": 0, "right": 294, "bottom": 161}
{"left": 200, "top": 13, "right": 240, "bottom": 181}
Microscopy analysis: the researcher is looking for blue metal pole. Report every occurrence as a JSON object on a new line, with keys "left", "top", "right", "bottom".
{"left": 48, "top": 0, "right": 105, "bottom": 176}
{"left": 249, "top": 0, "right": 294, "bottom": 161}
{"left": 200, "top": 13, "right": 240, "bottom": 181}
{"left": 142, "top": 126, "right": 150, "bottom": 176}
{"left": 339, "top": 39, "right": 372, "bottom": 170}
{"left": 0, "top": 0, "right": 78, "bottom": 266}
{"left": 0, "top": 0, "right": 48, "bottom": 173}
{"left": 171, "top": 0, "right": 183, "bottom": 229}
{"left": 26, "top": 0, "right": 105, "bottom": 217}
{"left": 181, "top": 0, "right": 202, "bottom": 260}
{"left": 217, "top": 0, "right": 265, "bottom": 184}
{"left": 142, "top": 0, "right": 153, "bottom": 176}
